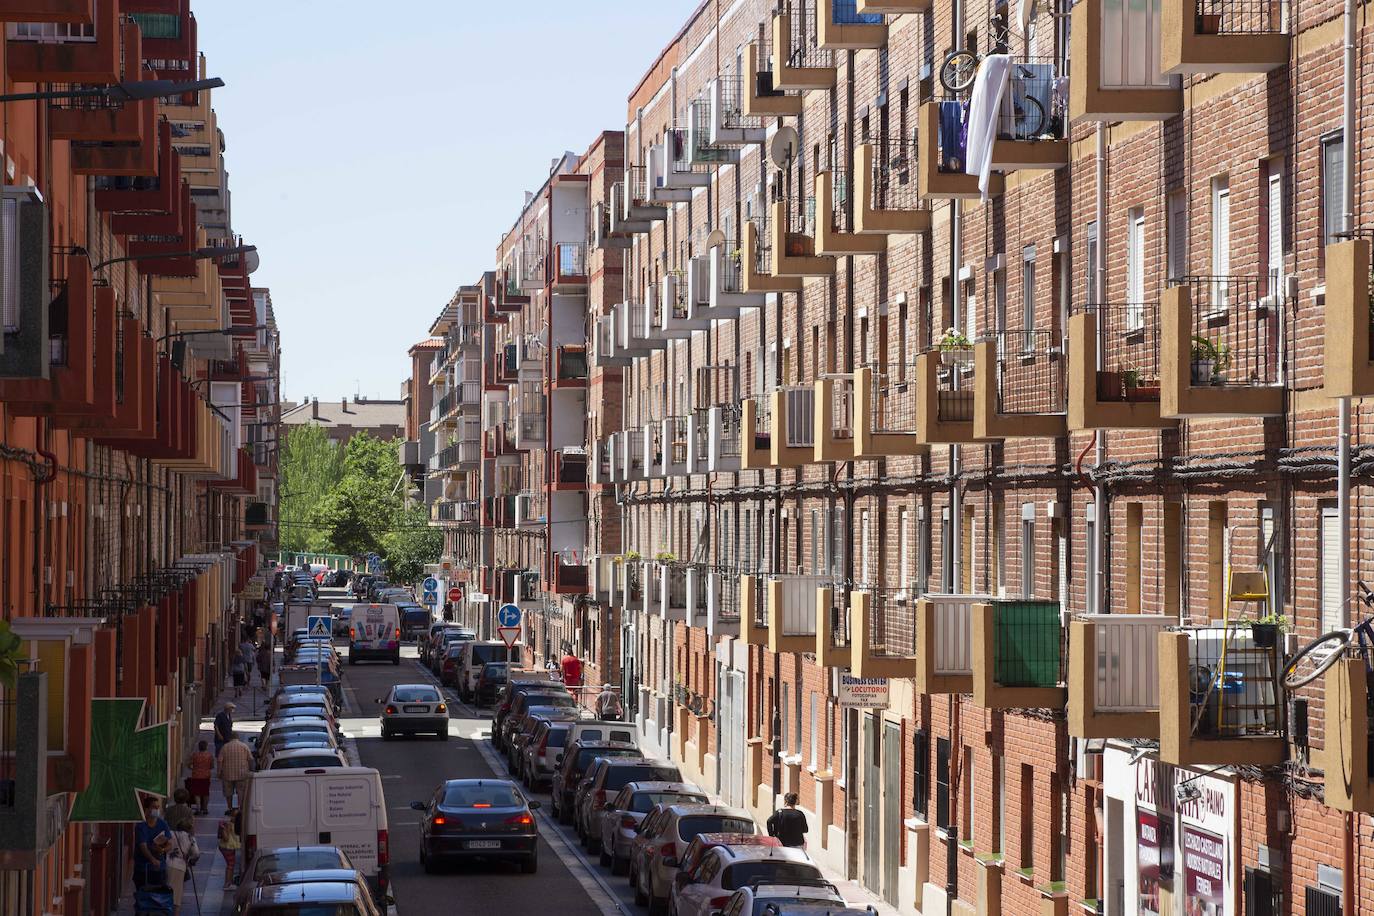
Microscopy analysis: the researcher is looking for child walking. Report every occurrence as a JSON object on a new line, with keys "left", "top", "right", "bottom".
{"left": 217, "top": 806, "right": 241, "bottom": 889}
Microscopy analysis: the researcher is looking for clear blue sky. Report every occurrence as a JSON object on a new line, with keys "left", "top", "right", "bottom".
{"left": 195, "top": 1, "right": 696, "bottom": 405}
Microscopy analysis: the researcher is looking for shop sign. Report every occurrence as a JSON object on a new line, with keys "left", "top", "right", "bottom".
{"left": 837, "top": 675, "right": 889, "bottom": 708}
{"left": 1136, "top": 808, "right": 1173, "bottom": 916}
{"left": 1182, "top": 824, "right": 1226, "bottom": 914}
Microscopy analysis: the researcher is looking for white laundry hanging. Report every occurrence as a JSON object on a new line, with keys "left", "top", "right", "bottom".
{"left": 963, "top": 54, "right": 1011, "bottom": 201}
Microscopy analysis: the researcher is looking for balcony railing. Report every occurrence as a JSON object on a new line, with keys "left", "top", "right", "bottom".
{"left": 932, "top": 352, "right": 975, "bottom": 423}
{"left": 990, "top": 600, "right": 1063, "bottom": 688}
{"left": 555, "top": 243, "right": 587, "bottom": 282}
{"left": 866, "top": 588, "right": 916, "bottom": 658}
{"left": 998, "top": 58, "right": 1067, "bottom": 141}
{"left": 830, "top": 375, "right": 853, "bottom": 439}
{"left": 554, "top": 345, "right": 588, "bottom": 382}
{"left": 1083, "top": 614, "right": 1168, "bottom": 714}
{"left": 994, "top": 329, "right": 1066, "bottom": 415}
{"left": 781, "top": 0, "right": 834, "bottom": 71}
{"left": 665, "top": 416, "right": 689, "bottom": 467}
{"left": 751, "top": 398, "right": 772, "bottom": 451}
{"left": 1182, "top": 625, "right": 1282, "bottom": 742}
{"left": 718, "top": 242, "right": 747, "bottom": 294}
{"left": 1193, "top": 0, "right": 1283, "bottom": 34}
{"left": 873, "top": 370, "right": 918, "bottom": 433}
{"left": 1172, "top": 275, "right": 1279, "bottom": 387}
{"left": 719, "top": 404, "right": 743, "bottom": 459}
{"left": 870, "top": 136, "right": 925, "bottom": 214}
{"left": 554, "top": 449, "right": 587, "bottom": 487}
{"left": 717, "top": 75, "right": 760, "bottom": 132}
{"left": 626, "top": 164, "right": 652, "bottom": 207}
{"left": 781, "top": 386, "right": 814, "bottom": 448}
{"left": 1076, "top": 301, "right": 1162, "bottom": 403}
{"left": 830, "top": 0, "right": 884, "bottom": 23}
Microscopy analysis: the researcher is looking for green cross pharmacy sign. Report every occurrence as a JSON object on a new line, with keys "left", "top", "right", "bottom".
{"left": 70, "top": 698, "right": 169, "bottom": 823}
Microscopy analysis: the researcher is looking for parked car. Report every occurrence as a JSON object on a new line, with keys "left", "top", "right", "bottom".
{"left": 264, "top": 747, "right": 349, "bottom": 770}
{"left": 575, "top": 758, "right": 685, "bottom": 850}
{"left": 709, "top": 879, "right": 847, "bottom": 916}
{"left": 508, "top": 706, "right": 583, "bottom": 773}
{"left": 233, "top": 845, "right": 357, "bottom": 914}
{"left": 631, "top": 804, "right": 758, "bottom": 913}
{"left": 520, "top": 720, "right": 573, "bottom": 789}
{"left": 474, "top": 661, "right": 509, "bottom": 706}
{"left": 550, "top": 740, "right": 641, "bottom": 823}
{"left": 596, "top": 782, "right": 708, "bottom": 874}
{"left": 411, "top": 778, "right": 540, "bottom": 874}
{"left": 670, "top": 846, "right": 822, "bottom": 916}
{"left": 378, "top": 683, "right": 449, "bottom": 739}
{"left": 240, "top": 881, "right": 381, "bottom": 916}
{"left": 500, "top": 693, "right": 579, "bottom": 754}
{"left": 428, "top": 627, "right": 478, "bottom": 673}
{"left": 456, "top": 640, "right": 524, "bottom": 701}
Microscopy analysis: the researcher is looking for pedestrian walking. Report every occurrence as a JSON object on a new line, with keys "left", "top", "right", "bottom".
{"left": 165, "top": 788, "right": 195, "bottom": 834}
{"left": 186, "top": 741, "right": 213, "bottom": 815}
{"left": 240, "top": 636, "right": 256, "bottom": 676}
{"left": 217, "top": 807, "right": 241, "bottom": 890}
{"left": 229, "top": 654, "right": 246, "bottom": 698}
{"left": 256, "top": 638, "right": 272, "bottom": 690}
{"left": 560, "top": 646, "right": 583, "bottom": 688}
{"left": 215, "top": 733, "right": 252, "bottom": 808}
{"left": 165, "top": 822, "right": 199, "bottom": 914}
{"left": 212, "top": 704, "right": 234, "bottom": 757}
{"left": 133, "top": 796, "right": 173, "bottom": 889}
{"left": 765, "top": 793, "right": 808, "bottom": 849}
{"left": 595, "top": 685, "right": 624, "bottom": 721}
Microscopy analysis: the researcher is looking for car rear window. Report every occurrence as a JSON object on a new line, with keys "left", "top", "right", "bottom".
{"left": 722, "top": 861, "right": 821, "bottom": 891}
{"left": 270, "top": 755, "right": 343, "bottom": 769}
{"left": 631, "top": 791, "right": 706, "bottom": 813}
{"left": 605, "top": 765, "right": 682, "bottom": 791}
{"left": 576, "top": 727, "right": 636, "bottom": 743}
{"left": 679, "top": 816, "right": 756, "bottom": 843}
{"left": 575, "top": 747, "right": 640, "bottom": 771}
{"left": 402, "top": 609, "right": 430, "bottom": 625}
{"left": 246, "top": 906, "right": 360, "bottom": 916}
{"left": 442, "top": 784, "right": 523, "bottom": 808}
{"left": 544, "top": 727, "right": 570, "bottom": 748}
{"left": 393, "top": 687, "right": 440, "bottom": 703}
{"left": 254, "top": 850, "right": 344, "bottom": 877}
{"left": 525, "top": 693, "right": 575, "bottom": 709}
{"left": 473, "top": 645, "right": 522, "bottom": 665}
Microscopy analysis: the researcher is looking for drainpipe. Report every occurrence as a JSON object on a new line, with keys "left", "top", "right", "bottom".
{"left": 1340, "top": 0, "right": 1356, "bottom": 904}
{"left": 950, "top": 203, "right": 963, "bottom": 593}
{"left": 1094, "top": 124, "right": 1108, "bottom": 616}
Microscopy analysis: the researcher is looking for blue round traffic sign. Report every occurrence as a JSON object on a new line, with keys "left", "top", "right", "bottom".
{"left": 497, "top": 603, "right": 522, "bottom": 628}
{"left": 422, "top": 576, "right": 439, "bottom": 592}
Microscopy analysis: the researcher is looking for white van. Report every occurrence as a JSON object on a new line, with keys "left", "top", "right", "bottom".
{"left": 565, "top": 719, "right": 638, "bottom": 747}
{"left": 242, "top": 766, "right": 390, "bottom": 902}
{"left": 457, "top": 640, "right": 523, "bottom": 701}
{"left": 347, "top": 604, "right": 401, "bottom": 665}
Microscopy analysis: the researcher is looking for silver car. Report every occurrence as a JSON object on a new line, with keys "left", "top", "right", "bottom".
{"left": 234, "top": 845, "right": 356, "bottom": 914}
{"left": 596, "top": 782, "right": 708, "bottom": 875}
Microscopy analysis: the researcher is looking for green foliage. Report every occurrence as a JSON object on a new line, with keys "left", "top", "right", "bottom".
{"left": 0, "top": 619, "right": 24, "bottom": 690}
{"left": 383, "top": 505, "right": 444, "bottom": 584}
{"left": 279, "top": 425, "right": 344, "bottom": 553}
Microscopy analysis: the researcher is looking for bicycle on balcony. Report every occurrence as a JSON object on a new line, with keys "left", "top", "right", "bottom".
{"left": 937, "top": 13, "right": 1061, "bottom": 140}
{"left": 1284, "top": 580, "right": 1374, "bottom": 689}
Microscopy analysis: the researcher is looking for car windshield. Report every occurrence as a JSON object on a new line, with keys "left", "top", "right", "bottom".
{"left": 255, "top": 850, "right": 344, "bottom": 878}
{"left": 575, "top": 747, "right": 639, "bottom": 771}
{"left": 679, "top": 816, "right": 755, "bottom": 843}
{"left": 473, "top": 645, "right": 521, "bottom": 665}
{"left": 722, "top": 862, "right": 822, "bottom": 891}
{"left": 442, "top": 784, "right": 523, "bottom": 808}
{"left": 605, "top": 766, "right": 682, "bottom": 791}
{"left": 631, "top": 791, "right": 705, "bottom": 813}
{"left": 393, "top": 687, "right": 440, "bottom": 703}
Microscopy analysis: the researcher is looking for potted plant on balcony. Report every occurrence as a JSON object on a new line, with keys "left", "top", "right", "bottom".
{"left": 1211, "top": 343, "right": 1232, "bottom": 386}
{"left": 1243, "top": 612, "right": 1286, "bottom": 649}
{"left": 1190, "top": 336, "right": 1219, "bottom": 385}
{"left": 1122, "top": 366, "right": 1142, "bottom": 400}
{"left": 937, "top": 328, "right": 974, "bottom": 366}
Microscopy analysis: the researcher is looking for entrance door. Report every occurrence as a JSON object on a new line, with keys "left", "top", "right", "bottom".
{"left": 863, "top": 715, "right": 881, "bottom": 892}
{"left": 883, "top": 721, "right": 902, "bottom": 904}
{"left": 621, "top": 624, "right": 637, "bottom": 719}
{"left": 719, "top": 669, "right": 747, "bottom": 807}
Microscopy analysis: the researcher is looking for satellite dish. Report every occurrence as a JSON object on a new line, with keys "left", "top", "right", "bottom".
{"left": 705, "top": 229, "right": 726, "bottom": 249}
{"left": 244, "top": 249, "right": 261, "bottom": 274}
{"left": 767, "top": 126, "right": 799, "bottom": 170}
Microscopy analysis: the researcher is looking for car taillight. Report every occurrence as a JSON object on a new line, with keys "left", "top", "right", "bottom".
{"left": 384, "top": 705, "right": 397, "bottom": 715}
{"left": 505, "top": 813, "right": 533, "bottom": 827}
{"left": 659, "top": 841, "right": 676, "bottom": 859}
{"left": 436, "top": 704, "right": 447, "bottom": 713}
{"left": 709, "top": 896, "right": 731, "bottom": 908}
{"left": 536, "top": 735, "right": 549, "bottom": 754}
{"left": 620, "top": 816, "right": 637, "bottom": 829}
{"left": 594, "top": 789, "right": 606, "bottom": 807}
{"left": 432, "top": 816, "right": 446, "bottom": 826}
{"left": 349, "top": 627, "right": 356, "bottom": 639}
{"left": 377, "top": 829, "right": 389, "bottom": 866}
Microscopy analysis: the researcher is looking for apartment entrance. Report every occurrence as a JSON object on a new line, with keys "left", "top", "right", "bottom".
{"left": 621, "top": 621, "right": 638, "bottom": 720}
{"left": 883, "top": 720, "right": 902, "bottom": 905}
{"left": 862, "top": 715, "right": 881, "bottom": 892}
{"left": 718, "top": 668, "right": 747, "bottom": 807}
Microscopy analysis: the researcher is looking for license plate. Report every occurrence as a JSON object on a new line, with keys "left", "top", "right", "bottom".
{"left": 403, "top": 705, "right": 429, "bottom": 714}
{"left": 466, "top": 840, "right": 501, "bottom": 850}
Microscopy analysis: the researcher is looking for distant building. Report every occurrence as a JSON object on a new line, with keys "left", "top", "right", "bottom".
{"left": 281, "top": 396, "right": 405, "bottom": 444}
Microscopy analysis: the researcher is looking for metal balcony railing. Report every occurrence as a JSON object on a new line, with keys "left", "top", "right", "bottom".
{"left": 770, "top": 575, "right": 830, "bottom": 636}
{"left": 1080, "top": 614, "right": 1168, "bottom": 713}
{"left": 870, "top": 136, "right": 924, "bottom": 213}
{"left": 747, "top": 574, "right": 767, "bottom": 629}
{"left": 782, "top": 0, "right": 834, "bottom": 70}
{"left": 927, "top": 594, "right": 984, "bottom": 678}
{"left": 1173, "top": 275, "right": 1280, "bottom": 387}
{"left": 720, "top": 404, "right": 743, "bottom": 458}
{"left": 827, "top": 165, "right": 855, "bottom": 232}
{"left": 782, "top": 386, "right": 815, "bottom": 448}
{"left": 555, "top": 345, "right": 588, "bottom": 382}
{"left": 666, "top": 416, "right": 689, "bottom": 465}
{"left": 717, "top": 74, "right": 762, "bottom": 130}
{"left": 1074, "top": 301, "right": 1162, "bottom": 402}
{"left": 694, "top": 365, "right": 739, "bottom": 410}
{"left": 873, "top": 368, "right": 919, "bottom": 433}
{"left": 555, "top": 449, "right": 587, "bottom": 486}
{"left": 830, "top": 376, "right": 853, "bottom": 439}
{"left": 715, "top": 569, "right": 742, "bottom": 620}
{"left": 627, "top": 165, "right": 652, "bottom": 207}
{"left": 993, "top": 329, "right": 1067, "bottom": 415}
{"left": 752, "top": 398, "right": 773, "bottom": 450}
{"left": 556, "top": 243, "right": 587, "bottom": 280}
{"left": 1182, "top": 625, "right": 1283, "bottom": 741}
{"left": 824, "top": 587, "right": 851, "bottom": 650}
{"left": 863, "top": 588, "right": 917, "bottom": 657}
{"left": 1194, "top": 0, "right": 1284, "bottom": 34}
{"left": 930, "top": 350, "right": 975, "bottom": 423}
{"left": 750, "top": 210, "right": 780, "bottom": 275}
{"left": 999, "top": 58, "right": 1068, "bottom": 141}
{"left": 719, "top": 241, "right": 747, "bottom": 293}
{"left": 991, "top": 600, "right": 1063, "bottom": 688}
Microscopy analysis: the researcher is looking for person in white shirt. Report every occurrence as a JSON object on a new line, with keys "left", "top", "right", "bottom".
{"left": 165, "top": 826, "right": 200, "bottom": 914}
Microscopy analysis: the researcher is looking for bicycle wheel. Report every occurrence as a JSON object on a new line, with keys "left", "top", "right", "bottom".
{"left": 1282, "top": 629, "right": 1352, "bottom": 689}
{"left": 940, "top": 52, "right": 979, "bottom": 93}
{"left": 1014, "top": 95, "right": 1045, "bottom": 140}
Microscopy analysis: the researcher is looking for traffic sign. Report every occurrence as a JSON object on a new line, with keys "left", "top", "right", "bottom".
{"left": 447, "top": 587, "right": 462, "bottom": 602}
{"left": 468, "top": 592, "right": 489, "bottom": 604}
{"left": 497, "top": 626, "right": 521, "bottom": 649}
{"left": 421, "top": 591, "right": 438, "bottom": 606}
{"left": 422, "top": 576, "right": 439, "bottom": 592}
{"left": 497, "top": 603, "right": 522, "bottom": 628}
{"left": 307, "top": 615, "right": 331, "bottom": 638}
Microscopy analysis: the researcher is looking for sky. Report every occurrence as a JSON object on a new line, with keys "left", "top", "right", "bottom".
{"left": 194, "top": 1, "right": 698, "bottom": 405}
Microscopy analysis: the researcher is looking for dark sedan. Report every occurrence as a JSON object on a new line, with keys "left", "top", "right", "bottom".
{"left": 412, "top": 779, "right": 540, "bottom": 874}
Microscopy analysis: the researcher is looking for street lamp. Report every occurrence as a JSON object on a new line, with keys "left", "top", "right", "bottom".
{"left": 95, "top": 243, "right": 256, "bottom": 273}
{"left": 0, "top": 77, "right": 225, "bottom": 105}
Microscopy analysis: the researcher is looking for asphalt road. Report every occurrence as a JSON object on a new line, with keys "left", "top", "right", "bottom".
{"left": 338, "top": 637, "right": 624, "bottom": 915}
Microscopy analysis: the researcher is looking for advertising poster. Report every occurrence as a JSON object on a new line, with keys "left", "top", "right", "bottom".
{"left": 1182, "top": 824, "right": 1226, "bottom": 916}
{"left": 1137, "top": 808, "right": 1173, "bottom": 916}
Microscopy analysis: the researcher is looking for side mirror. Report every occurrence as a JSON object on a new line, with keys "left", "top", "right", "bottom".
{"left": 373, "top": 698, "right": 382, "bottom": 705}
{"left": 528, "top": 801, "right": 542, "bottom": 810}
{"left": 409, "top": 802, "right": 426, "bottom": 812}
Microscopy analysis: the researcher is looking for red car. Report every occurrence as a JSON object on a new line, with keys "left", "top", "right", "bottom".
{"left": 440, "top": 646, "right": 464, "bottom": 687}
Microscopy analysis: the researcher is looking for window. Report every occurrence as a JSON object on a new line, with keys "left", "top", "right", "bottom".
{"left": 993, "top": 753, "right": 1005, "bottom": 855}
{"left": 1085, "top": 503, "right": 1097, "bottom": 614}
{"left": 793, "top": 683, "right": 802, "bottom": 756}
{"left": 994, "top": 268, "right": 1007, "bottom": 334}
{"left": 1019, "top": 763, "right": 1035, "bottom": 871}
{"left": 899, "top": 508, "right": 912, "bottom": 592}
{"left": 940, "top": 508, "right": 953, "bottom": 592}
{"left": 918, "top": 511, "right": 930, "bottom": 597}
{"left": 1322, "top": 133, "right": 1345, "bottom": 248}
{"left": 809, "top": 694, "right": 817, "bottom": 768}
{"left": 810, "top": 509, "right": 821, "bottom": 574}
{"left": 1020, "top": 504, "right": 1035, "bottom": 598}
{"left": 1127, "top": 208, "right": 1145, "bottom": 319}
{"left": 960, "top": 747, "right": 974, "bottom": 842}
{"left": 1126, "top": 503, "right": 1144, "bottom": 613}
{"left": 1167, "top": 191, "right": 1188, "bottom": 281}
{"left": 912, "top": 729, "right": 930, "bottom": 819}
{"left": 1084, "top": 221, "right": 1099, "bottom": 306}
{"left": 1212, "top": 177, "right": 1231, "bottom": 307}
{"left": 1, "top": 197, "right": 17, "bottom": 333}
{"left": 1021, "top": 246, "right": 1037, "bottom": 347}
{"left": 1261, "top": 504, "right": 1283, "bottom": 617}
{"left": 1266, "top": 167, "right": 1285, "bottom": 294}
{"left": 935, "top": 738, "right": 950, "bottom": 829}
{"left": 780, "top": 688, "right": 789, "bottom": 755}
{"left": 1321, "top": 504, "right": 1343, "bottom": 632}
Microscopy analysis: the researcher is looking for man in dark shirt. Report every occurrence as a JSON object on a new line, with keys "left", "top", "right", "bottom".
{"left": 133, "top": 796, "right": 172, "bottom": 888}
{"left": 766, "top": 792, "right": 808, "bottom": 848}
{"left": 213, "top": 703, "right": 235, "bottom": 757}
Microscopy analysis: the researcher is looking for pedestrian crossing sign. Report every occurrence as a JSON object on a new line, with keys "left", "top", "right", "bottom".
{"left": 307, "top": 615, "right": 331, "bottom": 638}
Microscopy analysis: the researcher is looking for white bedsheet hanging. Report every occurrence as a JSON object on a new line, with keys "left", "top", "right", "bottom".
{"left": 963, "top": 54, "right": 1011, "bottom": 200}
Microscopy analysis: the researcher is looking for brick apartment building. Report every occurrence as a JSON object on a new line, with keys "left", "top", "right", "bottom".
{"left": 412, "top": 0, "right": 1374, "bottom": 912}
{"left": 0, "top": 4, "right": 282, "bottom": 914}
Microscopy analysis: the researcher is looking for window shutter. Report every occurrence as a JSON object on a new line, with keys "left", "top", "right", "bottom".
{"left": 1167, "top": 193, "right": 1188, "bottom": 280}
{"left": 1323, "top": 137, "right": 1344, "bottom": 247}
{"left": 1267, "top": 173, "right": 1284, "bottom": 293}
{"left": 1321, "top": 507, "right": 1343, "bottom": 632}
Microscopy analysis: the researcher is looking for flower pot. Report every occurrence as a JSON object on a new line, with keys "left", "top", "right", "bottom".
{"left": 1190, "top": 359, "right": 1214, "bottom": 385}
{"left": 1096, "top": 370, "right": 1123, "bottom": 402}
{"left": 1133, "top": 384, "right": 1161, "bottom": 401}
{"left": 1249, "top": 623, "right": 1278, "bottom": 648}
{"left": 940, "top": 348, "right": 972, "bottom": 367}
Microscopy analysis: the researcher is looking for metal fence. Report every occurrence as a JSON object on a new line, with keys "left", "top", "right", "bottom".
{"left": 1173, "top": 275, "right": 1280, "bottom": 387}
{"left": 783, "top": 0, "right": 835, "bottom": 70}
{"left": 782, "top": 386, "right": 815, "bottom": 448}
{"left": 1196, "top": 0, "right": 1284, "bottom": 33}
{"left": 1000, "top": 58, "right": 1067, "bottom": 141}
{"left": 715, "top": 569, "right": 741, "bottom": 620}
{"left": 930, "top": 348, "right": 975, "bottom": 422}
{"left": 719, "top": 241, "right": 746, "bottom": 293}
{"left": 666, "top": 416, "right": 689, "bottom": 465}
{"left": 556, "top": 243, "right": 587, "bottom": 280}
{"left": 871, "top": 136, "right": 925, "bottom": 214}
{"left": 830, "top": 376, "right": 854, "bottom": 439}
{"left": 994, "top": 329, "right": 1066, "bottom": 415}
{"left": 626, "top": 164, "right": 652, "bottom": 207}
{"left": 869, "top": 589, "right": 918, "bottom": 658}
{"left": 720, "top": 405, "right": 743, "bottom": 458}
{"left": 1183, "top": 625, "right": 1283, "bottom": 740}
{"left": 873, "top": 369, "right": 919, "bottom": 433}
{"left": 1073, "top": 301, "right": 1162, "bottom": 401}
{"left": 825, "top": 587, "right": 851, "bottom": 650}
{"left": 752, "top": 398, "right": 773, "bottom": 451}
{"left": 827, "top": 166, "right": 855, "bottom": 232}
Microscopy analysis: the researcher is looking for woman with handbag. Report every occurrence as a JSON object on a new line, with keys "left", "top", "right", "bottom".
{"left": 166, "top": 825, "right": 199, "bottom": 914}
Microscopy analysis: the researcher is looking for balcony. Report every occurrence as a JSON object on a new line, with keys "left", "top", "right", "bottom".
{"left": 683, "top": 564, "right": 710, "bottom": 628}
{"left": 817, "top": 0, "right": 886, "bottom": 48}
{"left": 615, "top": 300, "right": 664, "bottom": 357}
{"left": 1161, "top": 275, "right": 1284, "bottom": 417}
{"left": 700, "top": 75, "right": 767, "bottom": 147}
{"left": 1317, "top": 658, "right": 1374, "bottom": 814}
{"left": 742, "top": 40, "right": 802, "bottom": 118}
{"left": 662, "top": 416, "right": 690, "bottom": 477}
{"left": 742, "top": 212, "right": 803, "bottom": 293}
{"left": 815, "top": 586, "right": 852, "bottom": 668}
{"left": 658, "top": 125, "right": 713, "bottom": 191}
{"left": 553, "top": 344, "right": 588, "bottom": 387}
{"left": 739, "top": 398, "right": 772, "bottom": 469}
{"left": 854, "top": 140, "right": 930, "bottom": 235}
{"left": 0, "top": 1, "right": 92, "bottom": 21}
{"left": 769, "top": 386, "right": 815, "bottom": 467}
{"left": 739, "top": 574, "right": 770, "bottom": 645}
{"left": 514, "top": 409, "right": 546, "bottom": 452}
{"left": 915, "top": 595, "right": 994, "bottom": 695}
{"left": 643, "top": 421, "right": 667, "bottom": 479}
{"left": 705, "top": 569, "right": 741, "bottom": 637}
{"left": 918, "top": 101, "right": 1003, "bottom": 200}
{"left": 612, "top": 557, "right": 644, "bottom": 609}
{"left": 971, "top": 599, "right": 1066, "bottom": 709}
{"left": 616, "top": 427, "right": 646, "bottom": 482}
{"left": 1324, "top": 235, "right": 1374, "bottom": 398}
{"left": 551, "top": 556, "right": 589, "bottom": 595}
{"left": 986, "top": 58, "right": 1070, "bottom": 171}
{"left": 588, "top": 437, "right": 611, "bottom": 485}
{"left": 812, "top": 374, "right": 855, "bottom": 462}
{"left": 973, "top": 330, "right": 1068, "bottom": 439}
{"left": 485, "top": 494, "right": 518, "bottom": 529}
{"left": 6, "top": 0, "right": 118, "bottom": 83}
{"left": 623, "top": 165, "right": 668, "bottom": 227}
{"left": 772, "top": 1, "right": 837, "bottom": 91}
{"left": 659, "top": 273, "right": 711, "bottom": 337}
{"left": 515, "top": 491, "right": 546, "bottom": 528}
{"left": 552, "top": 448, "right": 587, "bottom": 490}
{"left": 706, "top": 405, "right": 744, "bottom": 472}
{"left": 766, "top": 575, "right": 831, "bottom": 654}
{"left": 689, "top": 244, "right": 768, "bottom": 316}
{"left": 49, "top": 74, "right": 154, "bottom": 145}
{"left": 553, "top": 243, "right": 587, "bottom": 287}
{"left": 1069, "top": 0, "right": 1182, "bottom": 122}
{"left": 769, "top": 200, "right": 835, "bottom": 278}
{"left": 592, "top": 200, "right": 632, "bottom": 250}
{"left": 850, "top": 588, "right": 921, "bottom": 677}
{"left": 856, "top": 0, "right": 928, "bottom": 11}
{"left": 1158, "top": 626, "right": 1285, "bottom": 766}
{"left": 589, "top": 554, "right": 616, "bottom": 603}
{"left": 815, "top": 167, "right": 886, "bottom": 256}
{"left": 658, "top": 562, "right": 689, "bottom": 622}
{"left": 1068, "top": 302, "right": 1178, "bottom": 431}
{"left": 1161, "top": 0, "right": 1288, "bottom": 74}
{"left": 1067, "top": 614, "right": 1168, "bottom": 739}
{"left": 915, "top": 348, "right": 980, "bottom": 444}
{"left": 853, "top": 366, "right": 928, "bottom": 458}
{"left": 593, "top": 314, "right": 630, "bottom": 369}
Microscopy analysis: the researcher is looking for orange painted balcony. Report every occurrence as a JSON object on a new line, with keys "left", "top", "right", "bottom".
{"left": 126, "top": 0, "right": 196, "bottom": 74}
{"left": 741, "top": 216, "right": 802, "bottom": 294}
{"left": 970, "top": 599, "right": 1067, "bottom": 709}
{"left": 1317, "top": 658, "right": 1374, "bottom": 815}
{"left": 552, "top": 449, "right": 587, "bottom": 490}
{"left": 1158, "top": 626, "right": 1286, "bottom": 767}
{"left": 768, "top": 200, "right": 835, "bottom": 278}
{"left": 80, "top": 317, "right": 155, "bottom": 442}
{"left": 765, "top": 574, "right": 831, "bottom": 654}
{"left": 112, "top": 180, "right": 192, "bottom": 239}
{"left": 703, "top": 568, "right": 741, "bottom": 638}
{"left": 812, "top": 374, "right": 856, "bottom": 462}
{"left": 1161, "top": 0, "right": 1288, "bottom": 74}
{"left": 817, "top": 0, "right": 886, "bottom": 49}
{"left": 739, "top": 574, "right": 770, "bottom": 646}
{"left": 1069, "top": 0, "right": 1182, "bottom": 123}
{"left": 1067, "top": 615, "right": 1168, "bottom": 740}
{"left": 6, "top": 0, "right": 118, "bottom": 83}
{"left": 93, "top": 121, "right": 177, "bottom": 213}
{"left": 49, "top": 86, "right": 154, "bottom": 145}
{"left": 918, "top": 101, "right": 1003, "bottom": 200}
{"left": 853, "top": 141, "right": 930, "bottom": 235}
{"left": 973, "top": 330, "right": 1068, "bottom": 440}
{"left": 1067, "top": 302, "right": 1178, "bottom": 431}
{"left": 772, "top": 2, "right": 837, "bottom": 91}
{"left": 1160, "top": 275, "right": 1285, "bottom": 418}
{"left": 814, "top": 168, "right": 886, "bottom": 256}
{"left": 551, "top": 344, "right": 588, "bottom": 387}
{"left": 0, "top": 0, "right": 92, "bottom": 22}
{"left": 852, "top": 365, "right": 928, "bottom": 458}
{"left": 1322, "top": 234, "right": 1374, "bottom": 398}
{"left": 914, "top": 594, "right": 994, "bottom": 695}
{"left": 768, "top": 385, "right": 816, "bottom": 467}
{"left": 914, "top": 348, "right": 982, "bottom": 444}
{"left": 849, "top": 588, "right": 920, "bottom": 678}
{"left": 856, "top": 0, "right": 927, "bottom": 12}
{"left": 742, "top": 40, "right": 802, "bottom": 119}
{"left": 814, "top": 585, "right": 852, "bottom": 668}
